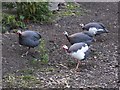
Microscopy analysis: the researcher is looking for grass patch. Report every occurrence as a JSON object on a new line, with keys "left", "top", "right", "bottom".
{"left": 40, "top": 67, "right": 55, "bottom": 72}
{"left": 17, "top": 69, "right": 34, "bottom": 75}
{"left": 3, "top": 74, "right": 41, "bottom": 88}
{"left": 52, "top": 2, "right": 82, "bottom": 21}
{"left": 39, "top": 39, "right": 49, "bottom": 65}
{"left": 29, "top": 39, "right": 49, "bottom": 68}
{"left": 2, "top": 13, "right": 26, "bottom": 33}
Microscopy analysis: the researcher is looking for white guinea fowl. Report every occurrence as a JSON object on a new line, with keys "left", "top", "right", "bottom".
{"left": 17, "top": 30, "right": 42, "bottom": 57}
{"left": 62, "top": 42, "right": 90, "bottom": 70}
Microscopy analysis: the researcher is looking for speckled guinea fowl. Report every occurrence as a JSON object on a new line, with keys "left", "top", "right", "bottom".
{"left": 17, "top": 30, "right": 41, "bottom": 56}
{"left": 63, "top": 31, "right": 95, "bottom": 46}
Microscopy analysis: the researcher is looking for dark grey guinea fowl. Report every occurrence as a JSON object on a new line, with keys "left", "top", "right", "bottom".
{"left": 62, "top": 42, "right": 90, "bottom": 70}
{"left": 17, "top": 30, "right": 41, "bottom": 57}
{"left": 80, "top": 22, "right": 109, "bottom": 35}
{"left": 63, "top": 31, "right": 95, "bottom": 46}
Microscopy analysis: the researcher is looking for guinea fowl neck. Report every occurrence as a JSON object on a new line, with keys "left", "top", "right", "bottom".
{"left": 18, "top": 33, "right": 22, "bottom": 35}
{"left": 65, "top": 35, "right": 71, "bottom": 43}
{"left": 18, "top": 33, "right": 22, "bottom": 39}
{"left": 18, "top": 33, "right": 22, "bottom": 41}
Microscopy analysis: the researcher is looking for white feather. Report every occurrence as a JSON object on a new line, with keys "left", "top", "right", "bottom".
{"left": 88, "top": 27, "right": 98, "bottom": 34}
{"left": 63, "top": 31, "right": 68, "bottom": 36}
{"left": 17, "top": 30, "right": 22, "bottom": 34}
{"left": 89, "top": 27, "right": 105, "bottom": 34}
{"left": 97, "top": 29, "right": 104, "bottom": 31}
{"left": 70, "top": 51, "right": 85, "bottom": 60}
{"left": 70, "top": 44, "right": 89, "bottom": 60}
{"left": 80, "top": 44, "right": 89, "bottom": 53}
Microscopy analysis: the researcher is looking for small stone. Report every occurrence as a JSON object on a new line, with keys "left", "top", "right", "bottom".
{"left": 94, "top": 56, "right": 97, "bottom": 59}
{"left": 12, "top": 44, "right": 15, "bottom": 47}
{"left": 55, "top": 23, "right": 59, "bottom": 26}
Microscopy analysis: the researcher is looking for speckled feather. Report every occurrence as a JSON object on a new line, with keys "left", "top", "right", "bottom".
{"left": 66, "top": 31, "right": 94, "bottom": 46}
{"left": 19, "top": 30, "right": 41, "bottom": 48}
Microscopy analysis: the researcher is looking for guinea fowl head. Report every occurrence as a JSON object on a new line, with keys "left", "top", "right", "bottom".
{"left": 79, "top": 23, "right": 85, "bottom": 29}
{"left": 17, "top": 30, "right": 22, "bottom": 35}
{"left": 62, "top": 45, "right": 68, "bottom": 49}
{"left": 62, "top": 45, "right": 69, "bottom": 52}
{"left": 63, "top": 31, "right": 68, "bottom": 36}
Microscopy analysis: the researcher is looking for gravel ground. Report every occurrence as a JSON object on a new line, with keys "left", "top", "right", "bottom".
{"left": 2, "top": 2, "right": 119, "bottom": 88}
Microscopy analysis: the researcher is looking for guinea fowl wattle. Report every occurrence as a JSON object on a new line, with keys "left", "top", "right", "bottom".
{"left": 80, "top": 22, "right": 109, "bottom": 35}
{"left": 17, "top": 30, "right": 41, "bottom": 56}
{"left": 62, "top": 42, "right": 90, "bottom": 70}
{"left": 63, "top": 31, "right": 95, "bottom": 46}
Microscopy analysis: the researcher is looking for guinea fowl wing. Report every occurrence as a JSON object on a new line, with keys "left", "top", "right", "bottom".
{"left": 69, "top": 33, "right": 93, "bottom": 44}
{"left": 98, "top": 23, "right": 105, "bottom": 28}
{"left": 68, "top": 43, "right": 89, "bottom": 61}
{"left": 20, "top": 36, "right": 40, "bottom": 48}
{"left": 83, "top": 22, "right": 105, "bottom": 29}
{"left": 22, "top": 31, "right": 41, "bottom": 40}
{"left": 19, "top": 31, "right": 41, "bottom": 47}
{"left": 68, "top": 43, "right": 88, "bottom": 53}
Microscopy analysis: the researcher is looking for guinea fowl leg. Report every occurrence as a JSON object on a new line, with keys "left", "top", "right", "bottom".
{"left": 75, "top": 60, "right": 80, "bottom": 71}
{"left": 21, "top": 47, "right": 30, "bottom": 57}
{"left": 25, "top": 47, "right": 30, "bottom": 55}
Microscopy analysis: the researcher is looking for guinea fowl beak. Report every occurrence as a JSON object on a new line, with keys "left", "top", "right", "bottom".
{"left": 79, "top": 23, "right": 85, "bottom": 28}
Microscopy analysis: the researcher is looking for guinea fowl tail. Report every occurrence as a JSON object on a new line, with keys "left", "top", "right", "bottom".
{"left": 37, "top": 32, "right": 42, "bottom": 38}
{"left": 104, "top": 28, "right": 109, "bottom": 33}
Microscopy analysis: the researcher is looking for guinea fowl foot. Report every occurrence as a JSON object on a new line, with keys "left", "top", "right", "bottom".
{"left": 21, "top": 51, "right": 29, "bottom": 57}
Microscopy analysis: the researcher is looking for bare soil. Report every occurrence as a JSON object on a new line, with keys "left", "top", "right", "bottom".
{"left": 2, "top": 2, "right": 119, "bottom": 88}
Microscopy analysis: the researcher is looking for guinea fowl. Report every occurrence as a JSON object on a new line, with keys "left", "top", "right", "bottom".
{"left": 62, "top": 42, "right": 90, "bottom": 70}
{"left": 63, "top": 31, "right": 95, "bottom": 46}
{"left": 80, "top": 22, "right": 109, "bottom": 35}
{"left": 17, "top": 30, "right": 41, "bottom": 57}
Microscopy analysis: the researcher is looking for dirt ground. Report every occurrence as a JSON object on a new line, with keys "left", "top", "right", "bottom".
{"left": 2, "top": 2, "right": 119, "bottom": 88}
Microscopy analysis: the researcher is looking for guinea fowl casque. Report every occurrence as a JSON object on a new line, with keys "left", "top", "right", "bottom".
{"left": 62, "top": 42, "right": 90, "bottom": 70}
{"left": 17, "top": 30, "right": 42, "bottom": 57}
{"left": 80, "top": 22, "right": 109, "bottom": 35}
{"left": 63, "top": 31, "right": 95, "bottom": 46}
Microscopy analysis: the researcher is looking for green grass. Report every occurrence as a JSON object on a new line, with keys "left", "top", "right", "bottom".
{"left": 28, "top": 39, "right": 49, "bottom": 69}
{"left": 3, "top": 74, "right": 41, "bottom": 88}
{"left": 39, "top": 39, "right": 49, "bottom": 65}
{"left": 17, "top": 69, "right": 34, "bottom": 75}
{"left": 40, "top": 67, "right": 55, "bottom": 72}
{"left": 2, "top": 13, "right": 26, "bottom": 33}
{"left": 52, "top": 2, "right": 82, "bottom": 21}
